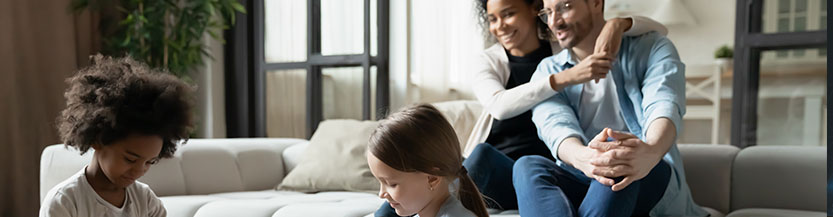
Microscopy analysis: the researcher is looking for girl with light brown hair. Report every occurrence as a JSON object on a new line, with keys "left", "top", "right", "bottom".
{"left": 367, "top": 104, "right": 488, "bottom": 217}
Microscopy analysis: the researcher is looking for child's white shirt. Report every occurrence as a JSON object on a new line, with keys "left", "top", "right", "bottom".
{"left": 415, "top": 195, "right": 477, "bottom": 217}
{"left": 39, "top": 167, "right": 166, "bottom": 217}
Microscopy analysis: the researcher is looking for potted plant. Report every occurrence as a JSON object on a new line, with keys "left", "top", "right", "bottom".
{"left": 714, "top": 44, "right": 733, "bottom": 72}
{"left": 70, "top": 0, "right": 246, "bottom": 82}
{"left": 71, "top": 0, "right": 246, "bottom": 138}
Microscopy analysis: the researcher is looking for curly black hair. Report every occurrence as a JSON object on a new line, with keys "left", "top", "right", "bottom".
{"left": 57, "top": 54, "right": 195, "bottom": 158}
{"left": 474, "top": 0, "right": 553, "bottom": 43}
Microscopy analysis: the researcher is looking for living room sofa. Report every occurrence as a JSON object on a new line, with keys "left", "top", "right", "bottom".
{"left": 40, "top": 101, "right": 826, "bottom": 217}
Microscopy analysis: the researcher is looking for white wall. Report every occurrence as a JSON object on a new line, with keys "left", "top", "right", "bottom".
{"left": 607, "top": 0, "right": 736, "bottom": 65}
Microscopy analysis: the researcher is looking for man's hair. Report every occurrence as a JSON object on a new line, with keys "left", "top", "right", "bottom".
{"left": 57, "top": 54, "right": 195, "bottom": 158}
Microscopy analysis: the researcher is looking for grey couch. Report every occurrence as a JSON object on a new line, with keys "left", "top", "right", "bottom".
{"left": 41, "top": 141, "right": 826, "bottom": 217}
{"left": 40, "top": 100, "right": 826, "bottom": 217}
{"left": 679, "top": 144, "right": 826, "bottom": 217}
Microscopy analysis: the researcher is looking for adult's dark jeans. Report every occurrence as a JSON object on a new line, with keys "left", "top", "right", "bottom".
{"left": 512, "top": 155, "right": 671, "bottom": 217}
{"left": 374, "top": 143, "right": 520, "bottom": 217}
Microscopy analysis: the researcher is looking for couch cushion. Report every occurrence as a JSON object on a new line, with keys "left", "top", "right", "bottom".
{"left": 175, "top": 138, "right": 304, "bottom": 195}
{"left": 731, "top": 146, "right": 826, "bottom": 212}
{"left": 702, "top": 207, "right": 725, "bottom": 217}
{"left": 172, "top": 191, "right": 381, "bottom": 217}
{"left": 160, "top": 195, "right": 225, "bottom": 217}
{"left": 725, "top": 208, "right": 825, "bottom": 217}
{"left": 40, "top": 138, "right": 307, "bottom": 201}
{"left": 278, "top": 120, "right": 380, "bottom": 192}
{"left": 432, "top": 100, "right": 483, "bottom": 150}
{"left": 678, "top": 144, "right": 739, "bottom": 214}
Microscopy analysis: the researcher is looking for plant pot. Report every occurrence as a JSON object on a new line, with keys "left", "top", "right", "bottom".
{"left": 715, "top": 58, "right": 733, "bottom": 75}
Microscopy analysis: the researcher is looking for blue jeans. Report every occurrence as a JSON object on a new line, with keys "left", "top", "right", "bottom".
{"left": 512, "top": 155, "right": 671, "bottom": 217}
{"left": 374, "top": 143, "right": 527, "bottom": 217}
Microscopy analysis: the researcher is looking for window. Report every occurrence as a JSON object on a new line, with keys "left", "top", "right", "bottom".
{"left": 225, "top": 0, "right": 389, "bottom": 138}
{"left": 765, "top": 0, "right": 826, "bottom": 59}
{"left": 732, "top": 0, "right": 827, "bottom": 147}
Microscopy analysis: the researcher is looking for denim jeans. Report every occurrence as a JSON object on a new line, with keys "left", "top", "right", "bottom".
{"left": 374, "top": 143, "right": 529, "bottom": 217}
{"left": 512, "top": 155, "right": 671, "bottom": 217}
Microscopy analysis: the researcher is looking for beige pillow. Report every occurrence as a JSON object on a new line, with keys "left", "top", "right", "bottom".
{"left": 432, "top": 100, "right": 483, "bottom": 151}
{"left": 277, "top": 119, "right": 380, "bottom": 192}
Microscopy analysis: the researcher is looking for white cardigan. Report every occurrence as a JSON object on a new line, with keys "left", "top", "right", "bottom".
{"left": 463, "top": 16, "right": 669, "bottom": 156}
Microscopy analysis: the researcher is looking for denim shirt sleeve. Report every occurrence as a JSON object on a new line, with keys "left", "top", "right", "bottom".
{"left": 639, "top": 36, "right": 686, "bottom": 138}
{"left": 529, "top": 58, "right": 587, "bottom": 161}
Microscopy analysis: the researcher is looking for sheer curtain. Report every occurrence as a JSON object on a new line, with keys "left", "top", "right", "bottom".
{"left": 263, "top": 0, "right": 489, "bottom": 137}
{"left": 264, "top": 0, "right": 308, "bottom": 138}
{"left": 405, "top": 0, "right": 486, "bottom": 104}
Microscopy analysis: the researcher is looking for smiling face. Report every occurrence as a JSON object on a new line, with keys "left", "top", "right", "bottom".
{"left": 367, "top": 153, "right": 437, "bottom": 216}
{"left": 487, "top": 0, "right": 541, "bottom": 53}
{"left": 544, "top": 0, "right": 596, "bottom": 48}
{"left": 92, "top": 134, "right": 163, "bottom": 188}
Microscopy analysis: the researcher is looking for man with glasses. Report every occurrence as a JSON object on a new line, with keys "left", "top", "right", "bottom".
{"left": 512, "top": 0, "right": 709, "bottom": 216}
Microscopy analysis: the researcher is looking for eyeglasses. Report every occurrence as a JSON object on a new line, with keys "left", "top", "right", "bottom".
{"left": 537, "top": 1, "right": 574, "bottom": 23}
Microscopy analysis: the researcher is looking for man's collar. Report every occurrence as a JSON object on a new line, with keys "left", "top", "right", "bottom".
{"left": 553, "top": 48, "right": 579, "bottom": 67}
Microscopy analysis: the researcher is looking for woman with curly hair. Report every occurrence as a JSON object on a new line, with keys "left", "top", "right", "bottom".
{"left": 40, "top": 55, "right": 194, "bottom": 217}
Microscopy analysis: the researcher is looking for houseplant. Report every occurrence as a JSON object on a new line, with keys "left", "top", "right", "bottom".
{"left": 714, "top": 44, "right": 733, "bottom": 73}
{"left": 70, "top": 0, "right": 246, "bottom": 81}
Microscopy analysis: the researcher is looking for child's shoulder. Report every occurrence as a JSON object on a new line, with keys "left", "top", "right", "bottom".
{"left": 44, "top": 170, "right": 87, "bottom": 200}
{"left": 436, "top": 196, "right": 477, "bottom": 217}
{"left": 40, "top": 171, "right": 87, "bottom": 216}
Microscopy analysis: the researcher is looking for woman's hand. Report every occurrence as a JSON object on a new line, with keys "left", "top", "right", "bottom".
{"left": 595, "top": 17, "right": 633, "bottom": 59}
{"left": 549, "top": 52, "right": 611, "bottom": 91}
{"left": 548, "top": 18, "right": 632, "bottom": 91}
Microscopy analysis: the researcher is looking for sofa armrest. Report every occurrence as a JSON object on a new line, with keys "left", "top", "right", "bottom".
{"left": 282, "top": 141, "right": 309, "bottom": 176}
{"left": 678, "top": 144, "right": 739, "bottom": 214}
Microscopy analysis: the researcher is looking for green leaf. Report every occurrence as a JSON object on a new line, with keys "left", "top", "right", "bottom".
{"left": 231, "top": 2, "right": 245, "bottom": 13}
{"left": 206, "top": 3, "right": 216, "bottom": 16}
{"left": 207, "top": 30, "right": 220, "bottom": 40}
{"left": 119, "top": 14, "right": 134, "bottom": 26}
{"left": 120, "top": 35, "right": 131, "bottom": 47}
{"left": 138, "top": 15, "right": 149, "bottom": 24}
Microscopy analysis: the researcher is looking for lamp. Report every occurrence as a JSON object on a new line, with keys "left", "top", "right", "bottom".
{"left": 652, "top": 0, "right": 697, "bottom": 26}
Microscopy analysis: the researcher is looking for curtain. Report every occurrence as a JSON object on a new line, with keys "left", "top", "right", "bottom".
{"left": 406, "top": 0, "right": 485, "bottom": 104}
{"left": 0, "top": 0, "right": 98, "bottom": 216}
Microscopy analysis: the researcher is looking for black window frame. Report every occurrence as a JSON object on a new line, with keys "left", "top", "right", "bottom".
{"left": 732, "top": 0, "right": 827, "bottom": 148}
{"left": 225, "top": 0, "right": 390, "bottom": 138}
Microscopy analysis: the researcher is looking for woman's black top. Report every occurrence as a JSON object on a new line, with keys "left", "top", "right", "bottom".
{"left": 485, "top": 41, "right": 556, "bottom": 162}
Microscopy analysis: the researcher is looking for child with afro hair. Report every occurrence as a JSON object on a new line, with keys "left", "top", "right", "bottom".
{"left": 40, "top": 55, "right": 194, "bottom": 217}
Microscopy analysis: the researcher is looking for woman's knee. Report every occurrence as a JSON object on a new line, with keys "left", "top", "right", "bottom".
{"left": 468, "top": 143, "right": 498, "bottom": 160}
{"left": 512, "top": 155, "right": 552, "bottom": 180}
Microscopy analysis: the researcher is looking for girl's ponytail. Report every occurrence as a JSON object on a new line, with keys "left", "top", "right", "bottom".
{"left": 456, "top": 167, "right": 488, "bottom": 217}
